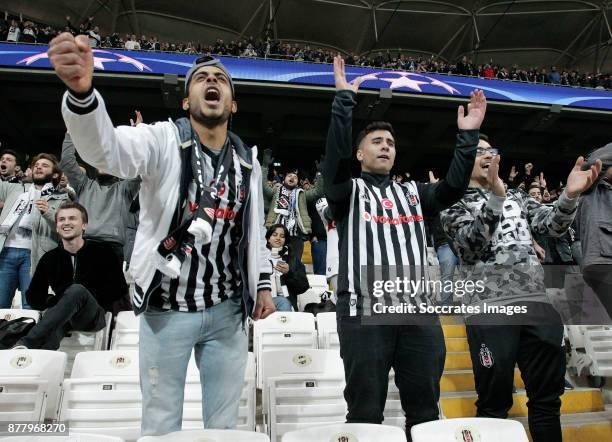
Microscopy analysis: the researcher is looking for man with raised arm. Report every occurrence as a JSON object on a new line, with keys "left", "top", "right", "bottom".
{"left": 47, "top": 32, "right": 275, "bottom": 436}
{"left": 324, "top": 55, "right": 485, "bottom": 439}
{"left": 440, "top": 135, "right": 601, "bottom": 442}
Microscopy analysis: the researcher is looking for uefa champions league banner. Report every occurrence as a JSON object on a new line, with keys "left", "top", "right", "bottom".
{"left": 2, "top": 43, "right": 612, "bottom": 111}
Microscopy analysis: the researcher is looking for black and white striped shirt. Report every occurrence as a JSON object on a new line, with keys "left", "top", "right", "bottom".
{"left": 159, "top": 146, "right": 245, "bottom": 311}
{"left": 338, "top": 177, "right": 430, "bottom": 316}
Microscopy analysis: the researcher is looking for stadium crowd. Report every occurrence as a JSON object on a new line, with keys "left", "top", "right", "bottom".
{"left": 0, "top": 20, "right": 611, "bottom": 442}
{"left": 1, "top": 10, "right": 612, "bottom": 90}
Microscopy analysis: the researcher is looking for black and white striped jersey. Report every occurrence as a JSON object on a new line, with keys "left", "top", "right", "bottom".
{"left": 337, "top": 176, "right": 431, "bottom": 316}
{"left": 159, "top": 146, "right": 246, "bottom": 311}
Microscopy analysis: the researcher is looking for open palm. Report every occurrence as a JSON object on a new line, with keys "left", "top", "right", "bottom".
{"left": 333, "top": 55, "right": 363, "bottom": 92}
{"left": 565, "top": 156, "right": 602, "bottom": 198}
{"left": 457, "top": 89, "right": 487, "bottom": 130}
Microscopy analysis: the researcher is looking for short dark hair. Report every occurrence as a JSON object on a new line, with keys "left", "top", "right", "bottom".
{"left": 31, "top": 153, "right": 62, "bottom": 186}
{"left": 0, "top": 149, "right": 19, "bottom": 165}
{"left": 56, "top": 201, "right": 89, "bottom": 223}
{"left": 355, "top": 121, "right": 396, "bottom": 149}
{"left": 479, "top": 133, "right": 490, "bottom": 144}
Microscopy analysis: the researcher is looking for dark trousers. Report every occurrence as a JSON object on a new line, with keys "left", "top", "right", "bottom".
{"left": 466, "top": 315, "right": 565, "bottom": 442}
{"left": 583, "top": 264, "right": 612, "bottom": 320}
{"left": 311, "top": 239, "right": 327, "bottom": 276}
{"left": 289, "top": 235, "right": 304, "bottom": 266}
{"left": 337, "top": 316, "right": 446, "bottom": 441}
{"left": 20, "top": 284, "right": 106, "bottom": 350}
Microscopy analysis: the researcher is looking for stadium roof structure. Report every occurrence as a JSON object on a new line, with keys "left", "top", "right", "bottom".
{"left": 7, "top": 0, "right": 612, "bottom": 72}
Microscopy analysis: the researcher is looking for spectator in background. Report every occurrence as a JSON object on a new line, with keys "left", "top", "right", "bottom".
{"left": 548, "top": 66, "right": 561, "bottom": 84}
{"left": 576, "top": 143, "right": 612, "bottom": 319}
{"left": 124, "top": 34, "right": 140, "bottom": 50}
{"left": 88, "top": 26, "right": 101, "bottom": 48}
{"left": 262, "top": 149, "right": 325, "bottom": 263}
{"left": 21, "top": 20, "right": 37, "bottom": 43}
{"left": 0, "top": 149, "right": 21, "bottom": 184}
{"left": 13, "top": 202, "right": 129, "bottom": 349}
{"left": 308, "top": 189, "right": 327, "bottom": 276}
{"left": 508, "top": 162, "right": 535, "bottom": 190}
{"left": 0, "top": 153, "right": 69, "bottom": 308}
{"left": 266, "top": 224, "right": 310, "bottom": 311}
{"left": 314, "top": 197, "right": 339, "bottom": 294}
{"left": 6, "top": 15, "right": 21, "bottom": 42}
{"left": 60, "top": 132, "right": 140, "bottom": 263}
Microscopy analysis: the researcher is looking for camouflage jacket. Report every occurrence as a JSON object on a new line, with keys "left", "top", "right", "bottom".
{"left": 439, "top": 188, "right": 578, "bottom": 307}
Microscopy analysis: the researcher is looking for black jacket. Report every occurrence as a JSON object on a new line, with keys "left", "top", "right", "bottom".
{"left": 26, "top": 240, "right": 128, "bottom": 312}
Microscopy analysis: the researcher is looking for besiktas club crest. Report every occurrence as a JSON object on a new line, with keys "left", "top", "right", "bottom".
{"left": 479, "top": 344, "right": 494, "bottom": 368}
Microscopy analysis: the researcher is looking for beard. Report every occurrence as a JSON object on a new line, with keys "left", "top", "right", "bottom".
{"left": 190, "top": 105, "right": 232, "bottom": 129}
{"left": 32, "top": 171, "right": 54, "bottom": 186}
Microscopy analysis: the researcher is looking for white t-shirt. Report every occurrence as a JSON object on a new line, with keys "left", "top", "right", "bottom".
{"left": 124, "top": 40, "right": 140, "bottom": 50}
{"left": 4, "top": 189, "right": 41, "bottom": 249}
{"left": 6, "top": 26, "right": 20, "bottom": 42}
{"left": 88, "top": 30, "right": 101, "bottom": 47}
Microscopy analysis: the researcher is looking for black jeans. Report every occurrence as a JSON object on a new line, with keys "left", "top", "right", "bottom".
{"left": 337, "top": 316, "right": 446, "bottom": 441}
{"left": 466, "top": 309, "right": 565, "bottom": 442}
{"left": 20, "top": 284, "right": 106, "bottom": 350}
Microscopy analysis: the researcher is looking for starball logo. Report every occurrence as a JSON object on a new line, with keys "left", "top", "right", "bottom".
{"left": 362, "top": 212, "right": 423, "bottom": 225}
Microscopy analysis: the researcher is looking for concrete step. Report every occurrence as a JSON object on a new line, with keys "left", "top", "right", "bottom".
{"left": 445, "top": 352, "right": 472, "bottom": 371}
{"left": 440, "top": 388, "right": 605, "bottom": 419}
{"left": 517, "top": 408, "right": 612, "bottom": 441}
{"left": 441, "top": 369, "right": 524, "bottom": 393}
{"left": 442, "top": 324, "right": 466, "bottom": 339}
{"left": 445, "top": 337, "right": 469, "bottom": 352}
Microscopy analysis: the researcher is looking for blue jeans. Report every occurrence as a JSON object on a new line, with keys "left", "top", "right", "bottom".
{"left": 273, "top": 296, "right": 293, "bottom": 312}
{"left": 437, "top": 243, "right": 458, "bottom": 305}
{"left": 0, "top": 247, "right": 31, "bottom": 309}
{"left": 139, "top": 296, "right": 248, "bottom": 436}
{"left": 311, "top": 239, "right": 327, "bottom": 276}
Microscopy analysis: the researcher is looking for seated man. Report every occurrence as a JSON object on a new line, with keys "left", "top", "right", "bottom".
{"left": 14, "top": 202, "right": 129, "bottom": 350}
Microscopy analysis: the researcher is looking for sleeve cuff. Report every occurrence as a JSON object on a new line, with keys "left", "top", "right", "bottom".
{"left": 486, "top": 194, "right": 506, "bottom": 214}
{"left": 66, "top": 87, "right": 98, "bottom": 115}
{"left": 556, "top": 190, "right": 578, "bottom": 213}
{"left": 257, "top": 273, "right": 272, "bottom": 291}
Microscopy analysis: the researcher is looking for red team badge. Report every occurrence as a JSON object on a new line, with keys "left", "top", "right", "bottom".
{"left": 381, "top": 198, "right": 394, "bottom": 209}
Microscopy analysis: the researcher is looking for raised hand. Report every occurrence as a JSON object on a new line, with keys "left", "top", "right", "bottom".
{"left": 428, "top": 170, "right": 439, "bottom": 183}
{"left": 262, "top": 148, "right": 274, "bottom": 167}
{"left": 565, "top": 156, "right": 602, "bottom": 198}
{"left": 130, "top": 110, "right": 143, "bottom": 126}
{"left": 48, "top": 33, "right": 93, "bottom": 94}
{"left": 509, "top": 165, "right": 518, "bottom": 181}
{"left": 539, "top": 172, "right": 546, "bottom": 189}
{"left": 333, "top": 55, "right": 363, "bottom": 93}
{"left": 457, "top": 89, "right": 487, "bottom": 130}
{"left": 487, "top": 155, "right": 506, "bottom": 198}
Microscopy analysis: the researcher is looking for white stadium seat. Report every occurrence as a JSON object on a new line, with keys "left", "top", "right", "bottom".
{"left": 410, "top": 417, "right": 529, "bottom": 442}
{"left": 137, "top": 429, "right": 269, "bottom": 441}
{"left": 60, "top": 350, "right": 256, "bottom": 439}
{"left": 315, "top": 312, "right": 338, "bottom": 350}
{"left": 0, "top": 309, "right": 41, "bottom": 323}
{"left": 0, "top": 350, "right": 67, "bottom": 422}
{"left": 59, "top": 350, "right": 141, "bottom": 441}
{"left": 261, "top": 349, "right": 345, "bottom": 442}
{"left": 254, "top": 312, "right": 317, "bottom": 388}
{"left": 109, "top": 311, "right": 140, "bottom": 351}
{"left": 298, "top": 276, "right": 330, "bottom": 311}
{"left": 59, "top": 312, "right": 113, "bottom": 376}
{"left": 281, "top": 423, "right": 406, "bottom": 442}
{"left": 0, "top": 434, "right": 125, "bottom": 441}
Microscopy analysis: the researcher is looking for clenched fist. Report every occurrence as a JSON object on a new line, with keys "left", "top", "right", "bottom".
{"left": 47, "top": 33, "right": 93, "bottom": 94}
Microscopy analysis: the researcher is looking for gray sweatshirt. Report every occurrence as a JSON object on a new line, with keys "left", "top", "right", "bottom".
{"left": 440, "top": 187, "right": 577, "bottom": 308}
{"left": 60, "top": 133, "right": 140, "bottom": 245}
